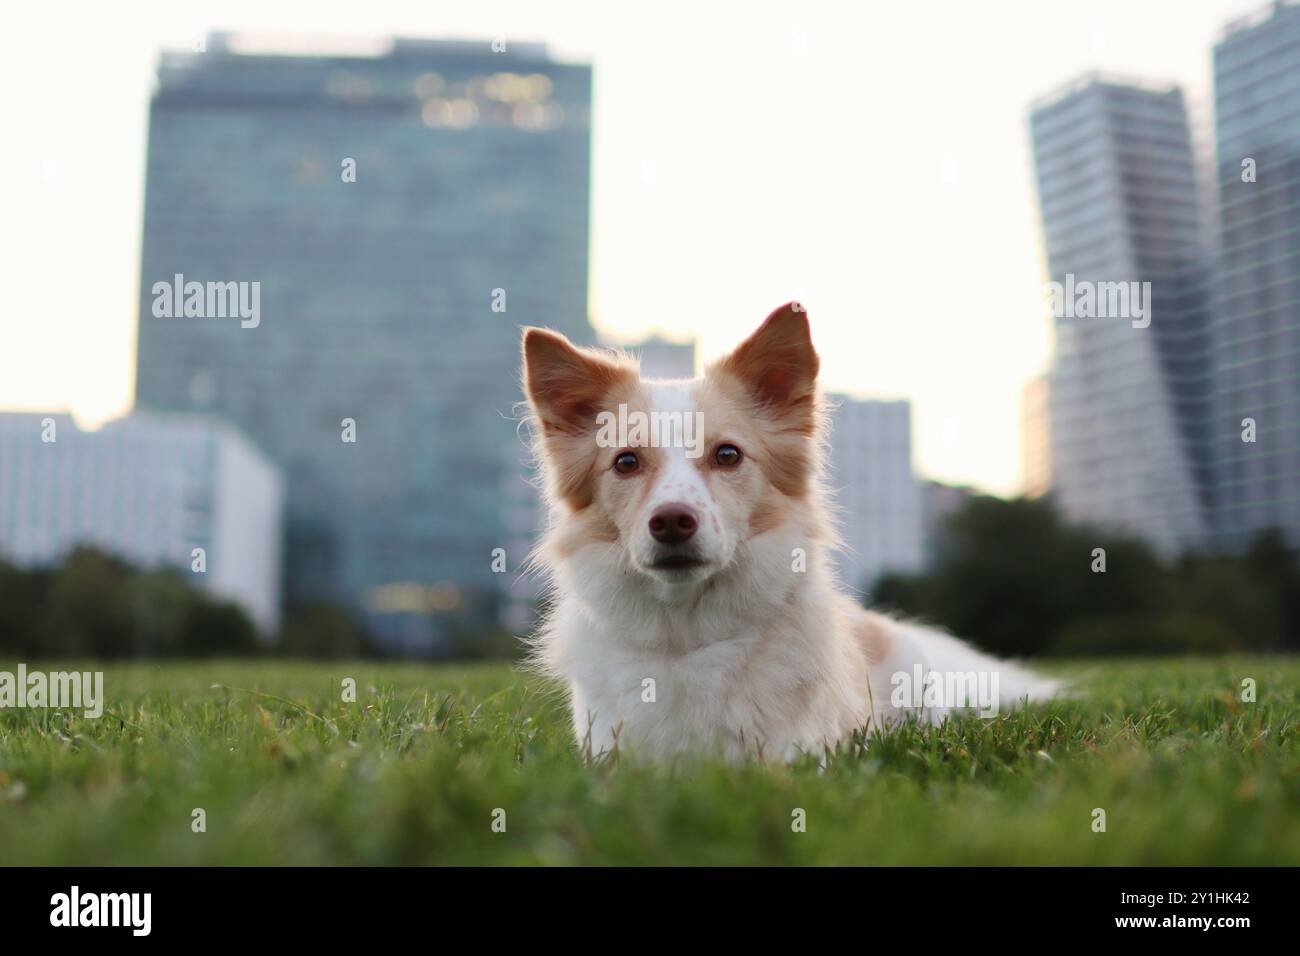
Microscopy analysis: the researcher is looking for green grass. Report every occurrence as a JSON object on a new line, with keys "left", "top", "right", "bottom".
{"left": 0, "top": 656, "right": 1297, "bottom": 865}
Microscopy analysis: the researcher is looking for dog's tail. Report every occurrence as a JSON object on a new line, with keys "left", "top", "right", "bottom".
{"left": 874, "top": 617, "right": 1064, "bottom": 723}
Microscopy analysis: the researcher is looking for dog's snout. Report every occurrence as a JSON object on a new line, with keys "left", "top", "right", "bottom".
{"left": 648, "top": 504, "right": 699, "bottom": 544}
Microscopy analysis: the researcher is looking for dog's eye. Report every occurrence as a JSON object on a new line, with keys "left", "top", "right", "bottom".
{"left": 715, "top": 444, "right": 743, "bottom": 467}
{"left": 613, "top": 451, "right": 639, "bottom": 474}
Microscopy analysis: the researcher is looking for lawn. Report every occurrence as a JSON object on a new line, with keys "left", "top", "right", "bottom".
{"left": 0, "top": 656, "right": 1296, "bottom": 865}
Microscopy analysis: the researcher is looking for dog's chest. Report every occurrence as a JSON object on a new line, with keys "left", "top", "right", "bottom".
{"left": 567, "top": 637, "right": 830, "bottom": 759}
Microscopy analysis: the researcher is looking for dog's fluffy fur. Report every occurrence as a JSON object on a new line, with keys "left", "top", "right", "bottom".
{"left": 521, "top": 304, "right": 1057, "bottom": 762}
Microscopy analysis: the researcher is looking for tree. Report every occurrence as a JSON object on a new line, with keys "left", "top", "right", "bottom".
{"left": 876, "top": 496, "right": 1168, "bottom": 656}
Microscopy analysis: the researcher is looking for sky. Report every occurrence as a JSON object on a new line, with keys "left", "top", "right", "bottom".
{"left": 0, "top": 0, "right": 1264, "bottom": 495}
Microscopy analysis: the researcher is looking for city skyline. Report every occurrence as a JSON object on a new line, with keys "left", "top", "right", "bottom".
{"left": 1027, "top": 1, "right": 1299, "bottom": 553}
{"left": 0, "top": 0, "right": 1265, "bottom": 498}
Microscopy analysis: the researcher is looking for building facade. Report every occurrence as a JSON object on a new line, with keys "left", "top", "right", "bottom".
{"left": 920, "top": 480, "right": 976, "bottom": 570}
{"left": 1211, "top": 1, "right": 1300, "bottom": 549}
{"left": 133, "top": 34, "right": 594, "bottom": 650}
{"left": 0, "top": 412, "right": 283, "bottom": 633}
{"left": 622, "top": 335, "right": 697, "bottom": 379}
{"left": 825, "top": 396, "right": 924, "bottom": 596}
{"left": 1029, "top": 74, "right": 1214, "bottom": 555}
{"left": 1020, "top": 374, "right": 1052, "bottom": 499}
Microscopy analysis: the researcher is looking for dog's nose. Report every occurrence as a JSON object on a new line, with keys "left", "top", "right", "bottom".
{"left": 648, "top": 504, "right": 698, "bottom": 544}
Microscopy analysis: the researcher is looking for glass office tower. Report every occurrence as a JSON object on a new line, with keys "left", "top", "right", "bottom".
{"left": 1029, "top": 74, "right": 1213, "bottom": 556}
{"left": 1212, "top": 2, "right": 1300, "bottom": 549}
{"left": 135, "top": 34, "right": 594, "bottom": 650}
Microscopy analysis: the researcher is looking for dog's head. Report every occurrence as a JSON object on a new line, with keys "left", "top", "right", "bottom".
{"left": 522, "top": 303, "right": 824, "bottom": 599}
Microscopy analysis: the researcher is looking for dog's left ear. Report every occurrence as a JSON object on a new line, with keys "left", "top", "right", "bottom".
{"left": 718, "top": 302, "right": 819, "bottom": 430}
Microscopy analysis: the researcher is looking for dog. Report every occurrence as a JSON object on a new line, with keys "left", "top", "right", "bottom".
{"left": 521, "top": 303, "right": 1058, "bottom": 762}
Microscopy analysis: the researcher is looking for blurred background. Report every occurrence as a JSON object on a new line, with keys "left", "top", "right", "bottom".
{"left": 0, "top": 0, "right": 1297, "bottom": 659}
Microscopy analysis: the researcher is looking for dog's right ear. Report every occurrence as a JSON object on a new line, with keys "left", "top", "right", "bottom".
{"left": 522, "top": 328, "right": 632, "bottom": 436}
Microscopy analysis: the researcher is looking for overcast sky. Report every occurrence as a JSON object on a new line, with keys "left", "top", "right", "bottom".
{"left": 0, "top": 0, "right": 1263, "bottom": 494}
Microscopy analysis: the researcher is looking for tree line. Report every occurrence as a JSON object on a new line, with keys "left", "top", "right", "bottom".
{"left": 873, "top": 496, "right": 1300, "bottom": 656}
{"left": 0, "top": 548, "right": 376, "bottom": 659}
{"left": 4, "top": 498, "right": 1297, "bottom": 659}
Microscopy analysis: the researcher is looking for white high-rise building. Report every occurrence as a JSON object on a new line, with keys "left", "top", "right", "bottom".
{"left": 0, "top": 412, "right": 284, "bottom": 633}
{"left": 825, "top": 396, "right": 924, "bottom": 596}
{"left": 623, "top": 335, "right": 696, "bottom": 379}
{"left": 921, "top": 480, "right": 976, "bottom": 570}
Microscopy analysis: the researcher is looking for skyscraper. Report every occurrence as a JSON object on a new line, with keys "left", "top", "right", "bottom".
{"left": 1211, "top": 1, "right": 1300, "bottom": 550}
{"left": 1029, "top": 74, "right": 1213, "bottom": 555}
{"left": 825, "top": 396, "right": 923, "bottom": 595}
{"left": 134, "top": 34, "right": 594, "bottom": 650}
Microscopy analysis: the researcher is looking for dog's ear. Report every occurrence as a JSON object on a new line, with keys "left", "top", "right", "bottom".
{"left": 522, "top": 328, "right": 632, "bottom": 435}
{"left": 718, "top": 302, "right": 819, "bottom": 431}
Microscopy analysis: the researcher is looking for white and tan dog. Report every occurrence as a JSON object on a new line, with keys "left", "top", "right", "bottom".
{"left": 522, "top": 304, "right": 1057, "bottom": 762}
